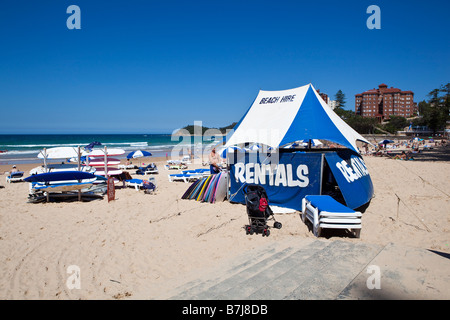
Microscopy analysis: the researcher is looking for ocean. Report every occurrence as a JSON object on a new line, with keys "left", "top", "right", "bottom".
{"left": 0, "top": 134, "right": 219, "bottom": 165}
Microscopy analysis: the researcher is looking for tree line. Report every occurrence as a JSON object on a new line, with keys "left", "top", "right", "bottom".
{"left": 180, "top": 83, "right": 449, "bottom": 136}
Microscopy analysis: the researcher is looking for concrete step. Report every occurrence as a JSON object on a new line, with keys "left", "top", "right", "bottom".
{"left": 169, "top": 239, "right": 312, "bottom": 300}
{"left": 213, "top": 239, "right": 330, "bottom": 300}
{"left": 280, "top": 241, "right": 383, "bottom": 300}
{"left": 167, "top": 239, "right": 450, "bottom": 300}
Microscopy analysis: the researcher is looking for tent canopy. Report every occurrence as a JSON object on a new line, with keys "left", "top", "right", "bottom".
{"left": 225, "top": 84, "right": 370, "bottom": 153}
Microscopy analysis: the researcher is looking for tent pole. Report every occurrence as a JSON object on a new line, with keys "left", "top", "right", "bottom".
{"left": 319, "top": 153, "right": 324, "bottom": 195}
{"left": 104, "top": 146, "right": 108, "bottom": 179}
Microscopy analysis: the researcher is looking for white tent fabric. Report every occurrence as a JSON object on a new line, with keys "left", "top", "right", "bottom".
{"left": 225, "top": 84, "right": 370, "bottom": 153}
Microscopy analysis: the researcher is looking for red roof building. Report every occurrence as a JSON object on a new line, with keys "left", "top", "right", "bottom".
{"left": 355, "top": 84, "right": 417, "bottom": 121}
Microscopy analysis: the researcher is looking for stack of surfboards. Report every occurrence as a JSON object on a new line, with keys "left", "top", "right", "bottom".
{"left": 85, "top": 148, "right": 124, "bottom": 184}
{"left": 34, "top": 147, "right": 96, "bottom": 174}
{"left": 25, "top": 171, "right": 106, "bottom": 193}
{"left": 181, "top": 171, "right": 228, "bottom": 203}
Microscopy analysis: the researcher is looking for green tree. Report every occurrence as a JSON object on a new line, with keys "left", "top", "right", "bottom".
{"left": 415, "top": 85, "right": 450, "bottom": 133}
{"left": 382, "top": 115, "right": 408, "bottom": 134}
{"left": 440, "top": 83, "right": 450, "bottom": 121}
{"left": 334, "top": 108, "right": 377, "bottom": 134}
{"left": 334, "top": 90, "right": 346, "bottom": 109}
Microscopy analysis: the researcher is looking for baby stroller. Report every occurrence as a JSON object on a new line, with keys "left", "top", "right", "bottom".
{"left": 243, "top": 184, "right": 282, "bottom": 237}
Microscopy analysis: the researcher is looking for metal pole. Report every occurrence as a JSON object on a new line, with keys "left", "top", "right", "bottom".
{"left": 104, "top": 146, "right": 108, "bottom": 178}
{"left": 43, "top": 148, "right": 47, "bottom": 172}
{"left": 78, "top": 146, "right": 81, "bottom": 201}
{"left": 44, "top": 148, "right": 49, "bottom": 202}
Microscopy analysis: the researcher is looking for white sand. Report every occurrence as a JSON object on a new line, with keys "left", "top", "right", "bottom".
{"left": 0, "top": 147, "right": 449, "bottom": 299}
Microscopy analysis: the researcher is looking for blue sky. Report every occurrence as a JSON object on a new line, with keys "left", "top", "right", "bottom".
{"left": 0, "top": 0, "right": 449, "bottom": 133}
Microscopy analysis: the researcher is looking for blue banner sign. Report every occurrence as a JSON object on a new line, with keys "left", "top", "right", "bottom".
{"left": 324, "top": 150, "right": 374, "bottom": 209}
{"left": 229, "top": 152, "right": 323, "bottom": 211}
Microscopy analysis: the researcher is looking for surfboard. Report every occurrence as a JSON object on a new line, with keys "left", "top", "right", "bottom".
{"left": 93, "top": 167, "right": 122, "bottom": 176}
{"left": 190, "top": 179, "right": 203, "bottom": 198}
{"left": 186, "top": 180, "right": 199, "bottom": 199}
{"left": 182, "top": 179, "right": 199, "bottom": 199}
{"left": 191, "top": 176, "right": 207, "bottom": 199}
{"left": 202, "top": 174, "right": 216, "bottom": 202}
{"left": 86, "top": 158, "right": 121, "bottom": 167}
{"left": 209, "top": 174, "right": 221, "bottom": 202}
{"left": 209, "top": 173, "right": 221, "bottom": 203}
{"left": 24, "top": 171, "right": 97, "bottom": 183}
{"left": 38, "top": 147, "right": 80, "bottom": 160}
{"left": 213, "top": 172, "right": 228, "bottom": 203}
{"left": 197, "top": 175, "right": 212, "bottom": 201}
{"left": 30, "top": 164, "right": 97, "bottom": 175}
{"left": 28, "top": 192, "right": 103, "bottom": 203}
{"left": 32, "top": 182, "right": 95, "bottom": 193}
{"left": 83, "top": 148, "right": 125, "bottom": 157}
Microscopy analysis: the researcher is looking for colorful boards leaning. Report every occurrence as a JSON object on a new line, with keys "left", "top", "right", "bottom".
{"left": 181, "top": 172, "right": 228, "bottom": 203}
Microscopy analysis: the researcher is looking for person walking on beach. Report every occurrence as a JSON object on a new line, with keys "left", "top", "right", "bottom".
{"left": 209, "top": 148, "right": 221, "bottom": 174}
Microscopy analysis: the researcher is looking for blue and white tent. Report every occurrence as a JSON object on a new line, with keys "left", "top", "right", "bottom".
{"left": 224, "top": 83, "right": 374, "bottom": 211}
{"left": 225, "top": 83, "right": 370, "bottom": 153}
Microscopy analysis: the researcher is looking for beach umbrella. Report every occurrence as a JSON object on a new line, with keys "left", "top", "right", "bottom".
{"left": 249, "top": 144, "right": 261, "bottom": 151}
{"left": 283, "top": 142, "right": 299, "bottom": 149}
{"left": 379, "top": 139, "right": 394, "bottom": 149}
{"left": 300, "top": 139, "right": 323, "bottom": 147}
{"left": 220, "top": 146, "right": 241, "bottom": 159}
{"left": 126, "top": 150, "right": 152, "bottom": 159}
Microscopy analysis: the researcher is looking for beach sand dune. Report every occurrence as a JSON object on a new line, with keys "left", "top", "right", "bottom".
{"left": 0, "top": 147, "right": 449, "bottom": 299}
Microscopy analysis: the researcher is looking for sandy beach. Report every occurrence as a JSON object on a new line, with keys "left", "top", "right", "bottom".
{"left": 0, "top": 144, "right": 449, "bottom": 300}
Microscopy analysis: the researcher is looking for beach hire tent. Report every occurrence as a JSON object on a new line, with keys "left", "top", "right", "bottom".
{"left": 224, "top": 83, "right": 374, "bottom": 211}
{"left": 225, "top": 83, "right": 370, "bottom": 153}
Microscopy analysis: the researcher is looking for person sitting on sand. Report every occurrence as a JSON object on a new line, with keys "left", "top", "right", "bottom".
{"left": 392, "top": 151, "right": 414, "bottom": 160}
{"left": 393, "top": 151, "right": 407, "bottom": 160}
{"left": 11, "top": 165, "right": 18, "bottom": 173}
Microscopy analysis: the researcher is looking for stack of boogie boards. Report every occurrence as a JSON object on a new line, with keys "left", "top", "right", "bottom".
{"left": 181, "top": 171, "right": 228, "bottom": 203}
